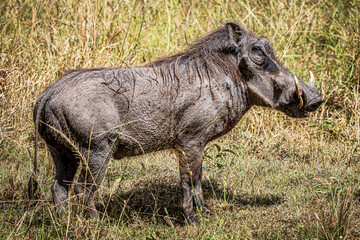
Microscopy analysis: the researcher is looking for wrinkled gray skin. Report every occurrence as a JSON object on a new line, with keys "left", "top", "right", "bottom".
{"left": 28, "top": 22, "right": 324, "bottom": 223}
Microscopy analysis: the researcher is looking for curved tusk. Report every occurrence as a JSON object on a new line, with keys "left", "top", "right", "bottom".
{"left": 309, "top": 71, "right": 315, "bottom": 84}
{"left": 294, "top": 75, "right": 303, "bottom": 109}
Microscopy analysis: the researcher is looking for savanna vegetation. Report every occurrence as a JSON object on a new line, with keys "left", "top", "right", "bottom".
{"left": 0, "top": 0, "right": 359, "bottom": 239}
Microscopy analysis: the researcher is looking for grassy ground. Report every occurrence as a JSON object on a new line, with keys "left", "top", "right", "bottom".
{"left": 1, "top": 0, "right": 359, "bottom": 239}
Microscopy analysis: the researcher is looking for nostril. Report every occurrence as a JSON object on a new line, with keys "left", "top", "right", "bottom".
{"left": 309, "top": 105, "right": 317, "bottom": 111}
{"left": 308, "top": 98, "right": 324, "bottom": 111}
{"left": 317, "top": 98, "right": 325, "bottom": 107}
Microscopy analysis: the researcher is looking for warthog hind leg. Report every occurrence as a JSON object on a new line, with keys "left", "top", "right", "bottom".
{"left": 49, "top": 147, "right": 80, "bottom": 216}
{"left": 51, "top": 179, "right": 68, "bottom": 215}
{"left": 75, "top": 149, "right": 111, "bottom": 219}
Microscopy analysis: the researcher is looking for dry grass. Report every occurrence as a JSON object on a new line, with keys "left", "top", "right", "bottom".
{"left": 1, "top": 0, "right": 359, "bottom": 239}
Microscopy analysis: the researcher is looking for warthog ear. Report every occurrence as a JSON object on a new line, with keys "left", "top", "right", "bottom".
{"left": 226, "top": 22, "right": 245, "bottom": 47}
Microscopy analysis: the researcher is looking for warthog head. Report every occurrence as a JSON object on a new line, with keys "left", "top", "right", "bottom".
{"left": 227, "top": 22, "right": 324, "bottom": 118}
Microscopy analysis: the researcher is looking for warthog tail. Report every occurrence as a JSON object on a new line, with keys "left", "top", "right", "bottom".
{"left": 28, "top": 100, "right": 42, "bottom": 199}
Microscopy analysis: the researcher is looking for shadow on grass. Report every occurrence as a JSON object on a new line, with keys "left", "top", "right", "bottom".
{"left": 99, "top": 177, "right": 284, "bottom": 226}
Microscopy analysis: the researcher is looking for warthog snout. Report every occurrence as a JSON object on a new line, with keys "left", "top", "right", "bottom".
{"left": 306, "top": 97, "right": 324, "bottom": 112}
{"left": 292, "top": 72, "right": 324, "bottom": 117}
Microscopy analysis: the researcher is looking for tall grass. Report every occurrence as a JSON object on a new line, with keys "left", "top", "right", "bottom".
{"left": 0, "top": 0, "right": 359, "bottom": 239}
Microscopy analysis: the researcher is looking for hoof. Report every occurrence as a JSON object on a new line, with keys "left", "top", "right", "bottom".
{"left": 204, "top": 207, "right": 212, "bottom": 215}
{"left": 196, "top": 205, "right": 212, "bottom": 215}
{"left": 185, "top": 214, "right": 199, "bottom": 224}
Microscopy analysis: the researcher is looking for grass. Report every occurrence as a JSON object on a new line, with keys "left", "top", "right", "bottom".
{"left": 1, "top": 0, "right": 359, "bottom": 239}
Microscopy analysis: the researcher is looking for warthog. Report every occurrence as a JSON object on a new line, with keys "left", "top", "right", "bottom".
{"left": 28, "top": 22, "right": 324, "bottom": 223}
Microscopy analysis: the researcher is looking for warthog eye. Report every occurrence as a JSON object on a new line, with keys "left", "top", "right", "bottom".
{"left": 250, "top": 45, "right": 265, "bottom": 65}
{"left": 252, "top": 45, "right": 263, "bottom": 54}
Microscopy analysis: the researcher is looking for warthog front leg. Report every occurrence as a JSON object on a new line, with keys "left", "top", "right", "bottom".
{"left": 193, "top": 165, "right": 211, "bottom": 215}
{"left": 175, "top": 144, "right": 211, "bottom": 223}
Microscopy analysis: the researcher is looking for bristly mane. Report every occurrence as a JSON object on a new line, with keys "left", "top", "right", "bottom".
{"left": 146, "top": 26, "right": 246, "bottom": 88}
